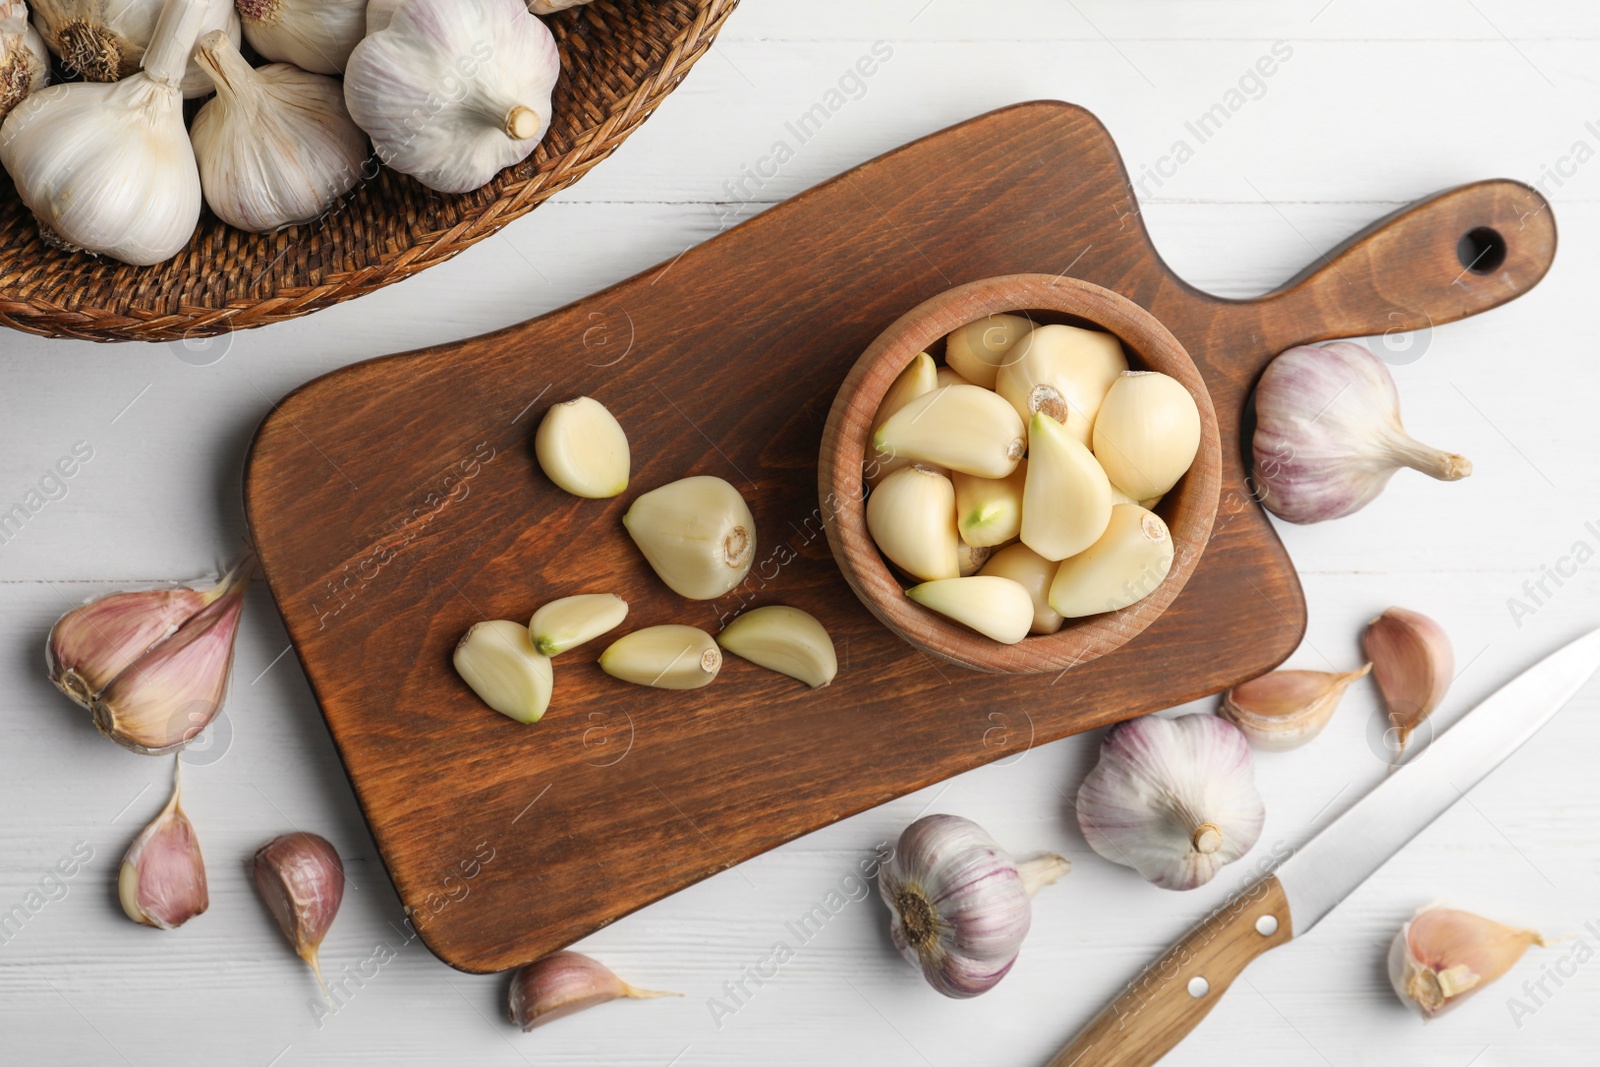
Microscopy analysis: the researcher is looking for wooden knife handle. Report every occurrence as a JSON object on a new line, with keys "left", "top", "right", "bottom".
{"left": 1047, "top": 875, "right": 1294, "bottom": 1067}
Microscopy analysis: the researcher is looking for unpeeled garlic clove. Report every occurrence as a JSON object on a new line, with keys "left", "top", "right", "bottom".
{"left": 47, "top": 579, "right": 223, "bottom": 708}
{"left": 995, "top": 324, "right": 1128, "bottom": 446}
{"left": 979, "top": 543, "right": 1064, "bottom": 635}
{"left": 1021, "top": 412, "right": 1112, "bottom": 561}
{"left": 943, "top": 313, "right": 1033, "bottom": 389}
{"left": 866, "top": 464, "right": 959, "bottom": 582}
{"left": 509, "top": 951, "right": 678, "bottom": 1031}
{"left": 88, "top": 563, "right": 250, "bottom": 755}
{"left": 1092, "top": 371, "right": 1202, "bottom": 501}
{"left": 716, "top": 605, "right": 837, "bottom": 689}
{"left": 1219, "top": 664, "right": 1371, "bottom": 751}
{"left": 624, "top": 476, "right": 756, "bottom": 600}
{"left": 1363, "top": 607, "right": 1452, "bottom": 759}
{"left": 535, "top": 397, "right": 631, "bottom": 499}
{"left": 1048, "top": 504, "right": 1174, "bottom": 619}
{"left": 873, "top": 384, "right": 1025, "bottom": 479}
{"left": 600, "top": 625, "right": 721, "bottom": 689}
{"left": 529, "top": 594, "right": 628, "bottom": 656}
{"left": 1389, "top": 905, "right": 1546, "bottom": 1019}
{"left": 454, "top": 620, "right": 554, "bottom": 723}
{"left": 118, "top": 760, "right": 207, "bottom": 930}
{"left": 906, "top": 576, "right": 1034, "bottom": 644}
{"left": 253, "top": 832, "right": 344, "bottom": 997}
{"left": 953, "top": 463, "right": 1026, "bottom": 549}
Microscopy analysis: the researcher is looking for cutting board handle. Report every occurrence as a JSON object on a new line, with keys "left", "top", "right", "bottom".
{"left": 1243, "top": 179, "right": 1555, "bottom": 354}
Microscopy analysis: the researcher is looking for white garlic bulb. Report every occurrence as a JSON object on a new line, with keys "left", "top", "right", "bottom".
{"left": 237, "top": 0, "right": 364, "bottom": 76}
{"left": 0, "top": 0, "right": 209, "bottom": 265}
{"left": 365, "top": 0, "right": 400, "bottom": 33}
{"left": 344, "top": 0, "right": 561, "bottom": 194}
{"left": 0, "top": 2, "right": 49, "bottom": 120}
{"left": 190, "top": 30, "right": 366, "bottom": 233}
{"left": 31, "top": 0, "right": 239, "bottom": 97}
{"left": 1076, "top": 714, "right": 1265, "bottom": 891}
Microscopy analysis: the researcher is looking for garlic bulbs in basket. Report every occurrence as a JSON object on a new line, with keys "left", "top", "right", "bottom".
{"left": 31, "top": 0, "right": 239, "bottom": 97}
{"left": 344, "top": 0, "right": 561, "bottom": 194}
{"left": 0, "top": 0, "right": 209, "bottom": 265}
{"left": 0, "top": 2, "right": 49, "bottom": 120}
{"left": 190, "top": 30, "right": 366, "bottom": 232}
{"left": 237, "top": 0, "right": 365, "bottom": 76}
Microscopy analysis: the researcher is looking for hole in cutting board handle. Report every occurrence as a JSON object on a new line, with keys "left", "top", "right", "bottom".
{"left": 1457, "top": 227, "right": 1507, "bottom": 275}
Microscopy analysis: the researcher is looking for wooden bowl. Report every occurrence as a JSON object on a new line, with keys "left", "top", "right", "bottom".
{"left": 819, "top": 274, "right": 1222, "bottom": 673}
{"left": 0, "top": 0, "right": 737, "bottom": 343}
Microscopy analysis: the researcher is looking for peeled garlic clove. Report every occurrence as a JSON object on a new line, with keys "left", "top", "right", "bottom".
{"left": 535, "top": 397, "right": 631, "bottom": 499}
{"left": 873, "top": 353, "right": 938, "bottom": 436}
{"left": 873, "top": 384, "right": 1026, "bottom": 479}
{"left": 1077, "top": 714, "right": 1265, "bottom": 891}
{"left": 865, "top": 451, "right": 945, "bottom": 490}
{"left": 866, "top": 464, "right": 959, "bottom": 582}
{"left": 935, "top": 365, "right": 973, "bottom": 389}
{"left": 89, "top": 563, "right": 250, "bottom": 755}
{"left": 253, "top": 832, "right": 344, "bottom": 996}
{"left": 1253, "top": 342, "right": 1470, "bottom": 524}
{"left": 979, "top": 543, "right": 1064, "bottom": 635}
{"left": 716, "top": 605, "right": 837, "bottom": 689}
{"left": 345, "top": 0, "right": 560, "bottom": 193}
{"left": 623, "top": 476, "right": 756, "bottom": 600}
{"left": 956, "top": 540, "right": 991, "bottom": 577}
{"left": 529, "top": 594, "right": 628, "bottom": 657}
{"left": 1048, "top": 504, "right": 1174, "bottom": 619}
{"left": 943, "top": 313, "right": 1034, "bottom": 389}
{"left": 1363, "top": 607, "right": 1453, "bottom": 758}
{"left": 1092, "top": 371, "right": 1202, "bottom": 501}
{"left": 0, "top": 3, "right": 50, "bottom": 120}
{"left": 600, "top": 625, "right": 721, "bottom": 689}
{"left": 879, "top": 814, "right": 1069, "bottom": 998}
{"left": 906, "top": 576, "right": 1033, "bottom": 644}
{"left": 509, "top": 951, "right": 678, "bottom": 1031}
{"left": 119, "top": 761, "right": 207, "bottom": 930}
{"left": 1389, "top": 905, "right": 1546, "bottom": 1019}
{"left": 953, "top": 463, "right": 1026, "bottom": 549}
{"left": 996, "top": 324, "right": 1128, "bottom": 446}
{"left": 237, "top": 0, "right": 364, "bottom": 75}
{"left": 1021, "top": 412, "right": 1112, "bottom": 561}
{"left": 1219, "top": 664, "right": 1371, "bottom": 751}
{"left": 454, "top": 620, "right": 554, "bottom": 723}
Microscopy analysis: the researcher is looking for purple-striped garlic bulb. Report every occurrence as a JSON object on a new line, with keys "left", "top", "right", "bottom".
{"left": 1252, "top": 341, "right": 1470, "bottom": 524}
{"left": 1077, "top": 714, "right": 1265, "bottom": 891}
{"left": 877, "top": 814, "right": 1070, "bottom": 998}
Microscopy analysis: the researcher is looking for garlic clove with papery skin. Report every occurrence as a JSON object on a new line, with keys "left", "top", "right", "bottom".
{"left": 878, "top": 814, "right": 1069, "bottom": 998}
{"left": 906, "top": 575, "right": 1034, "bottom": 644}
{"left": 873, "top": 384, "right": 1026, "bottom": 479}
{"left": 716, "top": 605, "right": 837, "bottom": 689}
{"left": 943, "top": 313, "right": 1034, "bottom": 389}
{"left": 0, "top": 2, "right": 50, "bottom": 120}
{"left": 1252, "top": 342, "right": 1471, "bottom": 524}
{"left": 996, "top": 323, "right": 1128, "bottom": 446}
{"left": 118, "top": 760, "right": 208, "bottom": 930}
{"left": 1389, "top": 905, "right": 1546, "bottom": 1019}
{"left": 623, "top": 476, "right": 756, "bottom": 600}
{"left": 1219, "top": 664, "right": 1371, "bottom": 751}
{"left": 344, "top": 0, "right": 560, "bottom": 194}
{"left": 1076, "top": 714, "right": 1265, "bottom": 891}
{"left": 253, "top": 832, "right": 345, "bottom": 998}
{"left": 529, "top": 594, "right": 628, "bottom": 657}
{"left": 1363, "top": 607, "right": 1453, "bottom": 761}
{"left": 866, "top": 464, "right": 959, "bottom": 583}
{"left": 979, "top": 542, "right": 1064, "bottom": 635}
{"left": 1048, "top": 504, "right": 1174, "bottom": 619}
{"left": 1092, "top": 371, "right": 1202, "bottom": 501}
{"left": 454, "top": 620, "right": 554, "bottom": 723}
{"left": 1021, "top": 411, "right": 1112, "bottom": 561}
{"left": 237, "top": 0, "right": 364, "bottom": 76}
{"left": 535, "top": 397, "right": 631, "bottom": 499}
{"left": 509, "top": 952, "right": 679, "bottom": 1031}
{"left": 599, "top": 625, "right": 721, "bottom": 689}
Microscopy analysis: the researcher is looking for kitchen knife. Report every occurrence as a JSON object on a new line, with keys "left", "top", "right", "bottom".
{"left": 1048, "top": 626, "right": 1600, "bottom": 1067}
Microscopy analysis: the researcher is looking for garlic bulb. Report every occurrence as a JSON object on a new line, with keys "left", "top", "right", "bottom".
{"left": 878, "top": 814, "right": 1069, "bottom": 998}
{"left": 1092, "top": 371, "right": 1201, "bottom": 501}
{"left": 454, "top": 620, "right": 554, "bottom": 723}
{"left": 1076, "top": 714, "right": 1265, "bottom": 891}
{"left": 953, "top": 464, "right": 1025, "bottom": 548}
{"left": 0, "top": 0, "right": 211, "bottom": 265}
{"left": 529, "top": 0, "right": 595, "bottom": 13}
{"left": 1048, "top": 503, "right": 1173, "bottom": 618}
{"left": 866, "top": 464, "right": 958, "bottom": 582}
{"left": 623, "top": 476, "right": 756, "bottom": 600}
{"left": 1253, "top": 342, "right": 1471, "bottom": 524}
{"left": 1364, "top": 607, "right": 1453, "bottom": 759}
{"left": 979, "top": 543, "right": 1064, "bottom": 635}
{"left": 996, "top": 323, "right": 1127, "bottom": 446}
{"left": 599, "top": 625, "right": 721, "bottom": 690}
{"left": 509, "top": 952, "right": 677, "bottom": 1032}
{"left": 535, "top": 397, "right": 630, "bottom": 499}
{"left": 119, "top": 760, "right": 208, "bottom": 929}
{"left": 530, "top": 593, "right": 627, "bottom": 656}
{"left": 237, "top": 0, "right": 364, "bottom": 75}
{"left": 0, "top": 2, "right": 49, "bottom": 120}
{"left": 345, "top": 0, "right": 561, "bottom": 194}
{"left": 364, "top": 0, "right": 400, "bottom": 33}
{"left": 1389, "top": 905, "right": 1546, "bottom": 1018}
{"left": 1022, "top": 411, "right": 1111, "bottom": 561}
{"left": 1219, "top": 664, "right": 1371, "bottom": 751}
{"left": 190, "top": 30, "right": 365, "bottom": 233}
{"left": 874, "top": 383, "right": 1026, "bottom": 479}
{"left": 906, "top": 575, "right": 1034, "bottom": 644}
{"left": 253, "top": 832, "right": 345, "bottom": 996}
{"left": 716, "top": 605, "right": 837, "bottom": 689}
{"left": 31, "top": 0, "right": 238, "bottom": 96}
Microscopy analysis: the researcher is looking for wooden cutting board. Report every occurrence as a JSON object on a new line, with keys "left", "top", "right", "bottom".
{"left": 243, "top": 101, "right": 1555, "bottom": 974}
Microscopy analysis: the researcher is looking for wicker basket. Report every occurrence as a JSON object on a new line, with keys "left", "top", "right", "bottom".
{"left": 0, "top": 0, "right": 738, "bottom": 343}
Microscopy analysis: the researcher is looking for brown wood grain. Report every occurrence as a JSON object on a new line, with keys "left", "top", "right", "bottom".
{"left": 242, "top": 101, "right": 1555, "bottom": 974}
{"left": 1047, "top": 875, "right": 1294, "bottom": 1067}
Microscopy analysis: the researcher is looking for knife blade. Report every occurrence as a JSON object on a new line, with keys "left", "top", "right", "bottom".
{"left": 1048, "top": 626, "right": 1600, "bottom": 1067}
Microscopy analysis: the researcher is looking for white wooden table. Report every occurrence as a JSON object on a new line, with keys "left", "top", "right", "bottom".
{"left": 3, "top": 2, "right": 1597, "bottom": 1063}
